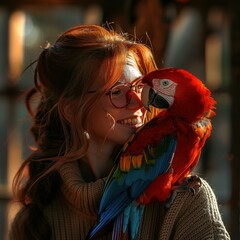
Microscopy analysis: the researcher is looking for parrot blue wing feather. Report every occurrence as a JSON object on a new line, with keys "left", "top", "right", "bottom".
{"left": 88, "top": 182, "right": 150, "bottom": 239}
{"left": 99, "top": 135, "right": 176, "bottom": 211}
{"left": 102, "top": 135, "right": 176, "bottom": 213}
{"left": 88, "top": 190, "right": 132, "bottom": 238}
{"left": 112, "top": 212, "right": 124, "bottom": 239}
{"left": 129, "top": 202, "right": 145, "bottom": 240}
{"left": 87, "top": 136, "right": 177, "bottom": 239}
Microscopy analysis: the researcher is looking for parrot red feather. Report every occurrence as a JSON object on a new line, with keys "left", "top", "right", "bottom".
{"left": 87, "top": 68, "right": 216, "bottom": 240}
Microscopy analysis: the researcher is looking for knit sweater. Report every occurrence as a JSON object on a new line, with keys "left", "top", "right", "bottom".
{"left": 9, "top": 161, "right": 230, "bottom": 240}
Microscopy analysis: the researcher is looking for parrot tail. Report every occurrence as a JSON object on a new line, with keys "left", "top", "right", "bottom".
{"left": 112, "top": 201, "right": 145, "bottom": 240}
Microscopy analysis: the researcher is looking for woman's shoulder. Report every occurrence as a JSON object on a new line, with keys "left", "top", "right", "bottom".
{"left": 163, "top": 176, "right": 231, "bottom": 240}
{"left": 183, "top": 176, "right": 216, "bottom": 202}
{"left": 167, "top": 175, "right": 223, "bottom": 220}
{"left": 178, "top": 176, "right": 222, "bottom": 209}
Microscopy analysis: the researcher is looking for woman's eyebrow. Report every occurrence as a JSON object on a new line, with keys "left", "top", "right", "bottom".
{"left": 132, "top": 76, "right": 143, "bottom": 85}
{"left": 108, "top": 81, "right": 126, "bottom": 89}
{"left": 109, "top": 75, "right": 143, "bottom": 90}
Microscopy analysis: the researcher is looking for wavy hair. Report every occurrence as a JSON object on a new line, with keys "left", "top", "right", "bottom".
{"left": 11, "top": 24, "right": 157, "bottom": 239}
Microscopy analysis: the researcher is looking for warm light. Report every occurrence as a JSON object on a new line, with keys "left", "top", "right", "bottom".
{"left": 84, "top": 5, "right": 102, "bottom": 24}
{"left": 8, "top": 11, "right": 26, "bottom": 84}
{"left": 205, "top": 8, "right": 224, "bottom": 90}
{"left": 6, "top": 120, "right": 23, "bottom": 239}
{"left": 205, "top": 34, "right": 222, "bottom": 90}
{"left": 7, "top": 125, "right": 22, "bottom": 194}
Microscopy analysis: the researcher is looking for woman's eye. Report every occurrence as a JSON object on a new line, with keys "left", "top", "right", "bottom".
{"left": 135, "top": 84, "right": 143, "bottom": 93}
{"left": 111, "top": 88, "right": 122, "bottom": 96}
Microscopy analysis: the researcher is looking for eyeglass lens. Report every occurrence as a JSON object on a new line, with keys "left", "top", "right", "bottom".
{"left": 109, "top": 83, "right": 143, "bottom": 108}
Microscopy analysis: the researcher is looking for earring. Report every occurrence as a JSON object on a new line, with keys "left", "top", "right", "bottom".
{"left": 84, "top": 131, "right": 90, "bottom": 139}
{"left": 106, "top": 112, "right": 116, "bottom": 130}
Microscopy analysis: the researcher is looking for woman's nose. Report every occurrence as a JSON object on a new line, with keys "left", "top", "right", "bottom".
{"left": 127, "top": 91, "right": 143, "bottom": 110}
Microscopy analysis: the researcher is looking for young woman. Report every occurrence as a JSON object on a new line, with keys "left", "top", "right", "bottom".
{"left": 9, "top": 24, "right": 230, "bottom": 239}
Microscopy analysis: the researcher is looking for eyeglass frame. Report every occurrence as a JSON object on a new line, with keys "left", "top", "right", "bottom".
{"left": 87, "top": 78, "right": 144, "bottom": 109}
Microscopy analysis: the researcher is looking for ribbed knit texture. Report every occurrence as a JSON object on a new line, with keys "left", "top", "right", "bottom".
{"left": 9, "top": 161, "right": 230, "bottom": 239}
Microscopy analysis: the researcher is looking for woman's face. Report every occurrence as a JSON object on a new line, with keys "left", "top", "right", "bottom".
{"left": 88, "top": 55, "right": 145, "bottom": 146}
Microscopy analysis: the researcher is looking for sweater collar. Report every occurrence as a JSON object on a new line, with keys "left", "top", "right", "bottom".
{"left": 59, "top": 161, "right": 106, "bottom": 217}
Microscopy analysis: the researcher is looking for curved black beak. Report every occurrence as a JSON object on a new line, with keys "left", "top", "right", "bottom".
{"left": 141, "top": 85, "right": 169, "bottom": 111}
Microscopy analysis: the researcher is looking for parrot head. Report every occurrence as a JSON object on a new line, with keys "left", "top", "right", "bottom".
{"left": 141, "top": 68, "right": 216, "bottom": 122}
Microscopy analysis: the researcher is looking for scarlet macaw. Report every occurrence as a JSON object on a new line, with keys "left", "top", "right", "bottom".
{"left": 87, "top": 68, "right": 216, "bottom": 240}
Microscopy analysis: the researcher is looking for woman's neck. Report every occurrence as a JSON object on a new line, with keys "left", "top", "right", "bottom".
{"left": 84, "top": 139, "right": 117, "bottom": 180}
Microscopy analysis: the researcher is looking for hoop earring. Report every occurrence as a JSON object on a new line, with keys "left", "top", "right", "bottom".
{"left": 106, "top": 112, "right": 116, "bottom": 131}
{"left": 99, "top": 112, "right": 116, "bottom": 152}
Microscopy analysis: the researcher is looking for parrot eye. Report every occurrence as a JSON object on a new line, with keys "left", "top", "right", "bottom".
{"left": 160, "top": 79, "right": 171, "bottom": 87}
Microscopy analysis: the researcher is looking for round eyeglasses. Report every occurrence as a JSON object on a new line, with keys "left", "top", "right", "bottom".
{"left": 107, "top": 82, "right": 144, "bottom": 108}
{"left": 88, "top": 82, "right": 144, "bottom": 109}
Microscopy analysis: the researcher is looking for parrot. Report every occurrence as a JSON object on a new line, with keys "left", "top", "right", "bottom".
{"left": 86, "top": 68, "right": 216, "bottom": 240}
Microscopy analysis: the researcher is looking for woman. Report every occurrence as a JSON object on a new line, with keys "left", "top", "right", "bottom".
{"left": 9, "top": 24, "right": 230, "bottom": 239}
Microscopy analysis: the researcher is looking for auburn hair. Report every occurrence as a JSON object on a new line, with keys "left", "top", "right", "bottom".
{"left": 11, "top": 24, "right": 157, "bottom": 239}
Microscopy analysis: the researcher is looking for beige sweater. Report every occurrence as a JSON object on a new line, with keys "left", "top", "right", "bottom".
{"left": 10, "top": 161, "right": 230, "bottom": 239}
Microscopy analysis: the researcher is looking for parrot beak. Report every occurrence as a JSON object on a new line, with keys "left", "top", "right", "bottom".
{"left": 141, "top": 84, "right": 151, "bottom": 111}
{"left": 141, "top": 84, "right": 170, "bottom": 111}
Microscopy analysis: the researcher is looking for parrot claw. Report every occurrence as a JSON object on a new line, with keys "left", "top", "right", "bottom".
{"left": 164, "top": 175, "right": 201, "bottom": 210}
{"left": 183, "top": 175, "right": 202, "bottom": 187}
{"left": 187, "top": 175, "right": 200, "bottom": 181}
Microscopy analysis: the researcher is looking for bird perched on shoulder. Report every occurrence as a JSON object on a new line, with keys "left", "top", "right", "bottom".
{"left": 87, "top": 68, "right": 216, "bottom": 240}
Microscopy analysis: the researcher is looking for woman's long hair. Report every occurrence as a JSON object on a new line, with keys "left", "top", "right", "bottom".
{"left": 11, "top": 24, "right": 157, "bottom": 239}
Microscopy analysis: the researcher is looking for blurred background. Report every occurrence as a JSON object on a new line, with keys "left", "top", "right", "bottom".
{"left": 0, "top": 0, "right": 239, "bottom": 239}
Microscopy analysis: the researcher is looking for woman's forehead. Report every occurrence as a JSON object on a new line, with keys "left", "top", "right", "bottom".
{"left": 118, "top": 55, "right": 142, "bottom": 84}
